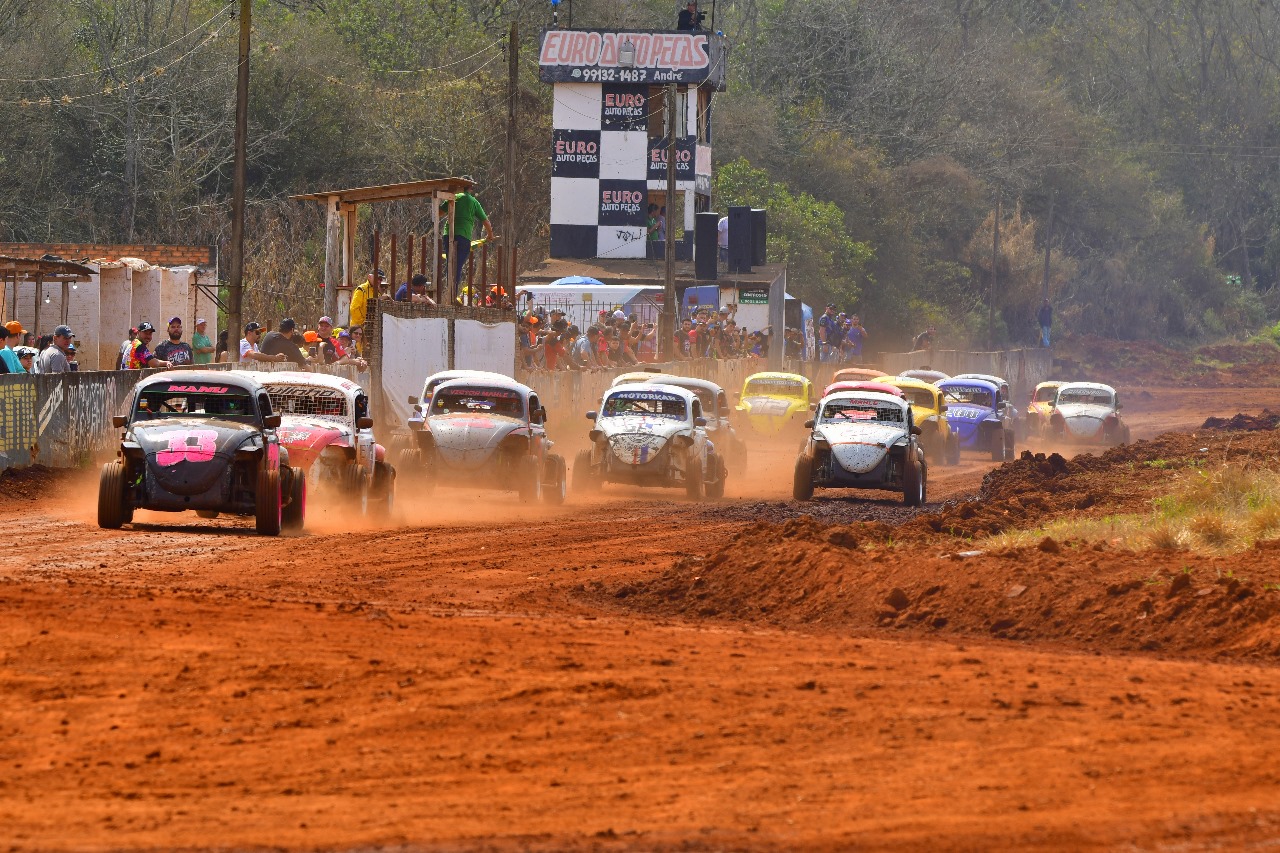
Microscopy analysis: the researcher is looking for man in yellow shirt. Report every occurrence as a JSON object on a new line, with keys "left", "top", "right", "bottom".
{"left": 349, "top": 269, "right": 383, "bottom": 328}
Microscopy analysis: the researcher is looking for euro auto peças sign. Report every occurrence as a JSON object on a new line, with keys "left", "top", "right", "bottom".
{"left": 538, "top": 29, "right": 727, "bottom": 88}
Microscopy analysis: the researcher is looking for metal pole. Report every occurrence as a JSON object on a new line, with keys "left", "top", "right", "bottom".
{"left": 662, "top": 83, "right": 677, "bottom": 361}
{"left": 227, "top": 0, "right": 251, "bottom": 354}
{"left": 1041, "top": 189, "right": 1055, "bottom": 303}
{"left": 990, "top": 187, "right": 1001, "bottom": 352}
{"left": 504, "top": 13, "right": 519, "bottom": 306}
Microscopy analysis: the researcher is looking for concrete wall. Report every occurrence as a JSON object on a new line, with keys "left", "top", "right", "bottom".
{"left": 98, "top": 266, "right": 133, "bottom": 370}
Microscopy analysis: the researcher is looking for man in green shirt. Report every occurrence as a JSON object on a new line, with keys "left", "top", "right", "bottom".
{"left": 191, "top": 318, "right": 215, "bottom": 365}
{"left": 440, "top": 178, "right": 496, "bottom": 293}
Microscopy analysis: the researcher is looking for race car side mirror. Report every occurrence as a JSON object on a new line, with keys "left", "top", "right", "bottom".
{"left": 586, "top": 410, "right": 597, "bottom": 420}
{"left": 357, "top": 416, "right": 374, "bottom": 429}
{"left": 112, "top": 415, "right": 128, "bottom": 428}
{"left": 804, "top": 419, "right": 815, "bottom": 430}
{"left": 910, "top": 425, "right": 922, "bottom": 436}
{"left": 695, "top": 416, "right": 708, "bottom": 427}
{"left": 407, "top": 395, "right": 419, "bottom": 405}
{"left": 263, "top": 414, "right": 282, "bottom": 429}
{"left": 939, "top": 404, "right": 948, "bottom": 413}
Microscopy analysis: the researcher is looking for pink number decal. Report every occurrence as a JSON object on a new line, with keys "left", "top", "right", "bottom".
{"left": 156, "top": 430, "right": 218, "bottom": 466}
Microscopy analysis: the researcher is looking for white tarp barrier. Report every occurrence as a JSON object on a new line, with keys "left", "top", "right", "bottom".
{"left": 381, "top": 314, "right": 449, "bottom": 427}
{"left": 455, "top": 318, "right": 516, "bottom": 374}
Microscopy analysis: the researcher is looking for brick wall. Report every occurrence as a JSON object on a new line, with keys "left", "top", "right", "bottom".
{"left": 0, "top": 243, "right": 214, "bottom": 267}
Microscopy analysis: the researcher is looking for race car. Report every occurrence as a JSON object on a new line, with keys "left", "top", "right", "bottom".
{"left": 98, "top": 371, "right": 304, "bottom": 535}
{"left": 399, "top": 376, "right": 566, "bottom": 502}
{"left": 259, "top": 372, "right": 394, "bottom": 517}
{"left": 793, "top": 390, "right": 927, "bottom": 506}
{"left": 822, "top": 380, "right": 905, "bottom": 398}
{"left": 875, "top": 375, "right": 960, "bottom": 465}
{"left": 735, "top": 372, "right": 814, "bottom": 438}
{"left": 1024, "top": 380, "right": 1065, "bottom": 438}
{"left": 575, "top": 383, "right": 726, "bottom": 500}
{"left": 612, "top": 370, "right": 748, "bottom": 473}
{"left": 830, "top": 367, "right": 885, "bottom": 385}
{"left": 406, "top": 369, "right": 513, "bottom": 428}
{"left": 1045, "top": 381, "right": 1130, "bottom": 446}
{"left": 937, "top": 377, "right": 1015, "bottom": 461}
{"left": 898, "top": 368, "right": 950, "bottom": 385}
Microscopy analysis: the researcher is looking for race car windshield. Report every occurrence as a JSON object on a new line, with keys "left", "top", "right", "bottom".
{"left": 745, "top": 379, "right": 803, "bottom": 398}
{"left": 944, "top": 387, "right": 993, "bottom": 408}
{"left": 433, "top": 387, "right": 523, "bottom": 417}
{"left": 267, "top": 387, "right": 349, "bottom": 420}
{"left": 135, "top": 390, "right": 256, "bottom": 420}
{"left": 1033, "top": 386, "right": 1059, "bottom": 403}
{"left": 821, "top": 399, "right": 904, "bottom": 424}
{"left": 1058, "top": 389, "right": 1112, "bottom": 406}
{"left": 901, "top": 388, "right": 936, "bottom": 409}
{"left": 603, "top": 391, "right": 687, "bottom": 420}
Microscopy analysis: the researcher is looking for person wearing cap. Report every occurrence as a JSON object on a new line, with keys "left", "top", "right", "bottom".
{"left": 36, "top": 325, "right": 80, "bottom": 374}
{"left": 123, "top": 323, "right": 173, "bottom": 370}
{"left": 116, "top": 326, "right": 138, "bottom": 369}
{"left": 817, "top": 304, "right": 840, "bottom": 363}
{"left": 258, "top": 318, "right": 312, "bottom": 367}
{"left": 1, "top": 321, "right": 25, "bottom": 373}
{"left": 440, "top": 178, "right": 496, "bottom": 292}
{"left": 395, "top": 273, "right": 436, "bottom": 306}
{"left": 14, "top": 346, "right": 35, "bottom": 372}
{"left": 191, "top": 318, "right": 215, "bottom": 365}
{"left": 153, "top": 316, "right": 194, "bottom": 366}
{"left": 349, "top": 269, "right": 383, "bottom": 329}
{"left": 240, "top": 321, "right": 285, "bottom": 363}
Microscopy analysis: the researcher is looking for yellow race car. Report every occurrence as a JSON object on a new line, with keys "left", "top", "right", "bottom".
{"left": 1024, "top": 380, "right": 1064, "bottom": 439}
{"left": 876, "top": 375, "right": 960, "bottom": 465}
{"left": 735, "top": 372, "right": 814, "bottom": 437}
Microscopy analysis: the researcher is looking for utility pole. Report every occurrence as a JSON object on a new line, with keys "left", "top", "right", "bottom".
{"left": 989, "top": 187, "right": 1001, "bottom": 352}
{"left": 1041, "top": 189, "right": 1055, "bottom": 303}
{"left": 228, "top": 0, "right": 251, "bottom": 353}
{"left": 504, "top": 11, "right": 519, "bottom": 300}
{"left": 662, "top": 83, "right": 677, "bottom": 360}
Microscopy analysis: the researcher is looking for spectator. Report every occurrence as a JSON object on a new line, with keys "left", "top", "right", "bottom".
{"left": 14, "top": 346, "right": 35, "bottom": 372}
{"left": 347, "top": 325, "right": 365, "bottom": 357}
{"left": 913, "top": 325, "right": 937, "bottom": 351}
{"left": 240, "top": 321, "right": 285, "bottom": 363}
{"left": 396, "top": 273, "right": 436, "bottom": 305}
{"left": 33, "top": 325, "right": 74, "bottom": 373}
{"left": 677, "top": 1, "right": 702, "bottom": 32}
{"left": 544, "top": 319, "right": 569, "bottom": 370}
{"left": 784, "top": 327, "right": 804, "bottom": 360}
{"left": 674, "top": 318, "right": 693, "bottom": 361}
{"left": 191, "top": 318, "right": 215, "bottom": 365}
{"left": 36, "top": 333, "right": 52, "bottom": 352}
{"left": 570, "top": 326, "right": 601, "bottom": 370}
{"left": 658, "top": 206, "right": 667, "bottom": 242}
{"left": 123, "top": 322, "right": 172, "bottom": 370}
{"left": 846, "top": 314, "right": 868, "bottom": 363}
{"left": 519, "top": 316, "right": 541, "bottom": 369}
{"left": 349, "top": 270, "right": 382, "bottom": 329}
{"left": 153, "top": 317, "right": 195, "bottom": 366}
{"left": 1, "top": 321, "right": 24, "bottom": 373}
{"left": 258, "top": 318, "right": 312, "bottom": 367}
{"left": 717, "top": 215, "right": 728, "bottom": 265}
{"left": 216, "top": 330, "right": 230, "bottom": 363}
{"left": 315, "top": 323, "right": 367, "bottom": 371}
{"left": 1037, "top": 299, "right": 1053, "bottom": 348}
{"left": 817, "top": 304, "right": 839, "bottom": 362}
{"left": 440, "top": 179, "right": 496, "bottom": 289}
{"left": 66, "top": 342, "right": 79, "bottom": 371}
{"left": 116, "top": 326, "right": 138, "bottom": 369}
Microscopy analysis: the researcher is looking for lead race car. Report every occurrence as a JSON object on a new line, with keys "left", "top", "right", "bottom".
{"left": 937, "top": 377, "right": 1015, "bottom": 461}
{"left": 98, "top": 371, "right": 303, "bottom": 535}
{"left": 575, "top": 383, "right": 727, "bottom": 499}
{"left": 612, "top": 370, "right": 748, "bottom": 473}
{"left": 257, "top": 371, "right": 394, "bottom": 516}
{"left": 399, "top": 376, "right": 566, "bottom": 502}
{"left": 793, "top": 390, "right": 927, "bottom": 505}
{"left": 1046, "top": 381, "right": 1130, "bottom": 446}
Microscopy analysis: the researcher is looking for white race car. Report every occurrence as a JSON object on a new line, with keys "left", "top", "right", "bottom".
{"left": 574, "top": 383, "right": 727, "bottom": 500}
{"left": 793, "top": 390, "right": 927, "bottom": 505}
{"left": 260, "top": 371, "right": 395, "bottom": 516}
{"left": 1046, "top": 381, "right": 1130, "bottom": 446}
{"left": 612, "top": 371, "right": 748, "bottom": 473}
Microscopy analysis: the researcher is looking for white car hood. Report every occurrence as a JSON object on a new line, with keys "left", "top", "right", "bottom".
{"left": 817, "top": 421, "right": 905, "bottom": 474}
{"left": 1056, "top": 403, "right": 1111, "bottom": 436}
{"left": 599, "top": 415, "right": 685, "bottom": 466}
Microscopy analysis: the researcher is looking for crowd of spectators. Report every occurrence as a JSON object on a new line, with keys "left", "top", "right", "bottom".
{"left": 1, "top": 320, "right": 82, "bottom": 374}
{"left": 815, "top": 304, "right": 870, "bottom": 363}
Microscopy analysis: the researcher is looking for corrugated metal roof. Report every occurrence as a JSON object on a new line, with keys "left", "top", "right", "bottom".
{"left": 291, "top": 177, "right": 475, "bottom": 205}
{"left": 0, "top": 255, "right": 95, "bottom": 278}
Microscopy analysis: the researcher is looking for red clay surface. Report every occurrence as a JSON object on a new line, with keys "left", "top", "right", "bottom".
{"left": 3, "top": 386, "right": 1280, "bottom": 850}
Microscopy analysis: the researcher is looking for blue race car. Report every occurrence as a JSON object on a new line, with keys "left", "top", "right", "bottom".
{"left": 938, "top": 378, "right": 1015, "bottom": 461}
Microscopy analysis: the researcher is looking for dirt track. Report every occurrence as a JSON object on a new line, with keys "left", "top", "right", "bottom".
{"left": 4, "top": 386, "right": 1280, "bottom": 850}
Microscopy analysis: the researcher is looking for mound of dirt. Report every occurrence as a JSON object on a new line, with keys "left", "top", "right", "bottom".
{"left": 1201, "top": 410, "right": 1280, "bottom": 431}
{"left": 1056, "top": 334, "right": 1280, "bottom": 387}
{"left": 0, "top": 465, "right": 64, "bottom": 503}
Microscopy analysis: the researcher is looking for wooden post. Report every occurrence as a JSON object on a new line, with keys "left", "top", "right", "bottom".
{"left": 389, "top": 232, "right": 398, "bottom": 300}
{"left": 406, "top": 232, "right": 414, "bottom": 293}
{"left": 480, "top": 239, "right": 488, "bottom": 304}
{"left": 33, "top": 273, "right": 42, "bottom": 337}
{"left": 227, "top": 0, "right": 252, "bottom": 354}
{"left": 1041, "top": 189, "right": 1055, "bottom": 303}
{"left": 467, "top": 251, "right": 475, "bottom": 305}
{"left": 446, "top": 197, "right": 457, "bottom": 305}
{"left": 504, "top": 15, "right": 519, "bottom": 313}
{"left": 324, "top": 195, "right": 341, "bottom": 320}
{"left": 372, "top": 229, "right": 381, "bottom": 297}
{"left": 662, "top": 83, "right": 677, "bottom": 360}
{"left": 990, "top": 188, "right": 1001, "bottom": 352}
{"left": 61, "top": 280, "right": 69, "bottom": 326}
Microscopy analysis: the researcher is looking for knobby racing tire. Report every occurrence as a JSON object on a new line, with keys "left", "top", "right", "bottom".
{"left": 343, "top": 461, "right": 371, "bottom": 514}
{"left": 903, "top": 451, "right": 925, "bottom": 507}
{"left": 97, "top": 461, "right": 129, "bottom": 529}
{"left": 1004, "top": 429, "right": 1016, "bottom": 459}
{"left": 195, "top": 510, "right": 220, "bottom": 519}
{"left": 990, "top": 430, "right": 1006, "bottom": 462}
{"left": 792, "top": 454, "right": 815, "bottom": 502}
{"left": 255, "top": 467, "right": 283, "bottom": 536}
{"left": 368, "top": 461, "right": 396, "bottom": 518}
{"left": 706, "top": 452, "right": 727, "bottom": 499}
{"left": 543, "top": 454, "right": 567, "bottom": 505}
{"left": 946, "top": 433, "right": 961, "bottom": 466}
{"left": 282, "top": 466, "right": 306, "bottom": 532}
{"left": 517, "top": 454, "right": 542, "bottom": 503}
{"left": 684, "top": 451, "right": 704, "bottom": 501}
{"left": 572, "top": 449, "right": 597, "bottom": 494}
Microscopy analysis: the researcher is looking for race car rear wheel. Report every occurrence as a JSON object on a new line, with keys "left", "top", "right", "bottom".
{"left": 572, "top": 449, "right": 597, "bottom": 494}
{"left": 543, "top": 454, "right": 567, "bottom": 505}
{"left": 946, "top": 433, "right": 961, "bottom": 466}
{"left": 706, "top": 453, "right": 727, "bottom": 499}
{"left": 97, "top": 461, "right": 129, "bottom": 529}
{"left": 990, "top": 431, "right": 1006, "bottom": 462}
{"left": 282, "top": 467, "right": 306, "bottom": 532}
{"left": 195, "top": 510, "right": 219, "bottom": 519}
{"left": 344, "top": 462, "right": 370, "bottom": 514}
{"left": 903, "top": 453, "right": 925, "bottom": 507}
{"left": 792, "top": 455, "right": 815, "bottom": 502}
{"left": 685, "top": 452, "right": 704, "bottom": 501}
{"left": 517, "top": 454, "right": 542, "bottom": 503}
{"left": 1004, "top": 429, "right": 1016, "bottom": 459}
{"left": 255, "top": 468, "right": 282, "bottom": 536}
{"left": 368, "top": 461, "right": 396, "bottom": 518}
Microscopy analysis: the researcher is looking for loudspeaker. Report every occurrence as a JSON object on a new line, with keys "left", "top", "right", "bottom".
{"left": 694, "top": 211, "right": 719, "bottom": 280}
{"left": 751, "top": 208, "right": 767, "bottom": 265}
{"left": 728, "top": 205, "right": 752, "bottom": 274}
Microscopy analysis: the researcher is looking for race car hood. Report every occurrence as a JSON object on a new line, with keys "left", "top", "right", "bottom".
{"left": 427, "top": 413, "right": 523, "bottom": 470}
{"left": 131, "top": 418, "right": 262, "bottom": 496}
{"left": 739, "top": 396, "right": 804, "bottom": 434}
{"left": 275, "top": 416, "right": 352, "bottom": 469}
{"left": 942, "top": 404, "right": 997, "bottom": 443}
{"left": 598, "top": 415, "right": 684, "bottom": 466}
{"left": 817, "top": 422, "right": 904, "bottom": 474}
{"left": 1057, "top": 403, "right": 1112, "bottom": 437}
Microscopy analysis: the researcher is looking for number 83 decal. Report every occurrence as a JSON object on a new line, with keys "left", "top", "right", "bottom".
{"left": 156, "top": 429, "right": 218, "bottom": 466}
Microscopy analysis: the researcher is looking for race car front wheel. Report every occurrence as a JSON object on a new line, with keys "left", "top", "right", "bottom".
{"left": 792, "top": 455, "right": 815, "bottom": 502}
{"left": 97, "top": 461, "right": 129, "bottom": 529}
{"left": 706, "top": 453, "right": 727, "bottom": 499}
{"left": 543, "top": 454, "right": 567, "bottom": 505}
{"left": 517, "top": 454, "right": 542, "bottom": 503}
{"left": 903, "top": 453, "right": 925, "bottom": 507}
{"left": 685, "top": 452, "right": 704, "bottom": 501}
{"left": 282, "top": 467, "right": 306, "bottom": 532}
{"left": 572, "top": 449, "right": 598, "bottom": 494}
{"left": 255, "top": 468, "right": 282, "bottom": 536}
